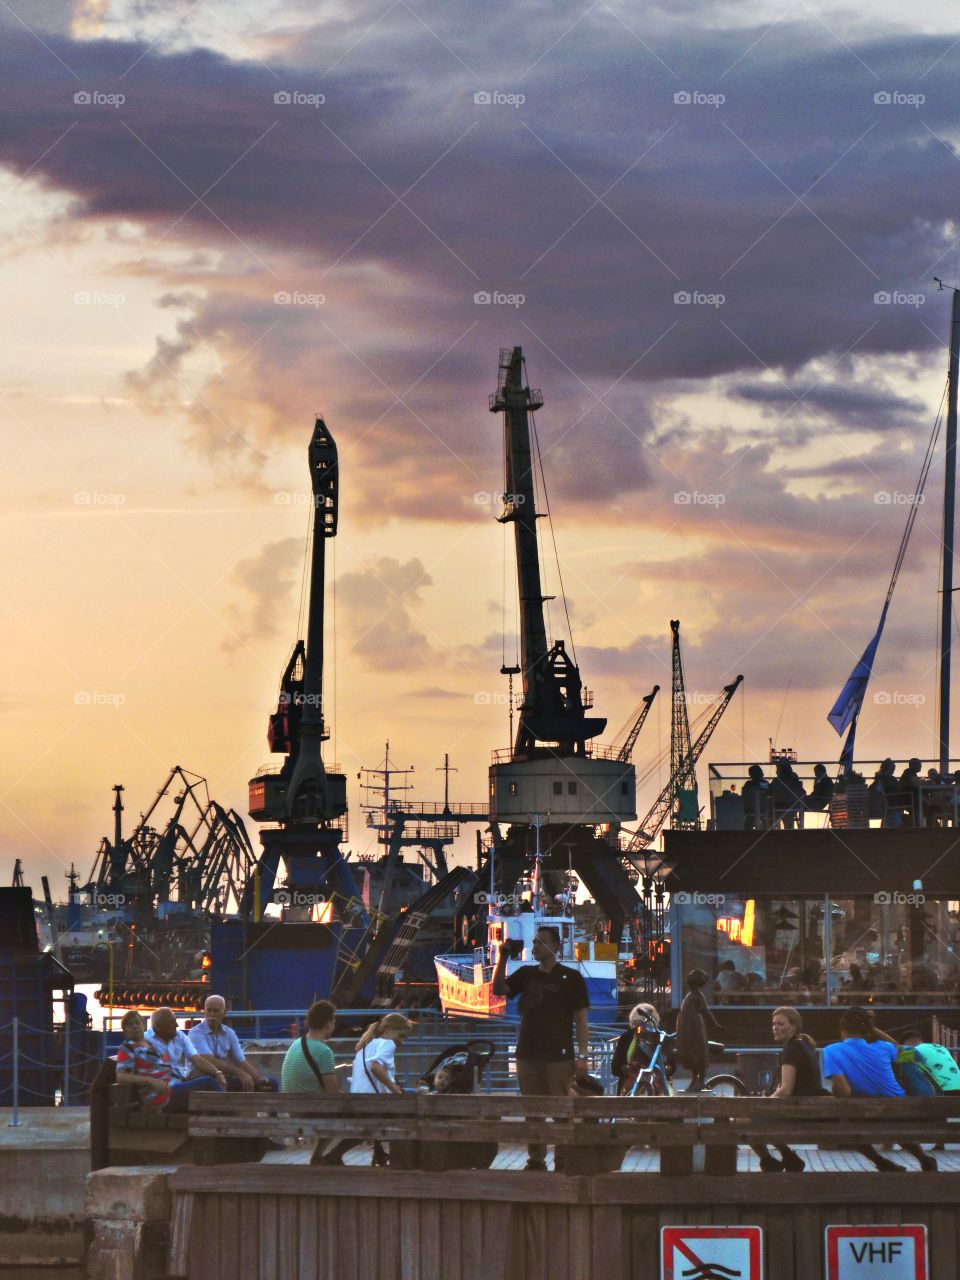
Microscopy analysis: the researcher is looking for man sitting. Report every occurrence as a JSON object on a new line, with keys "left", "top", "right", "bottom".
{"left": 822, "top": 1007, "right": 937, "bottom": 1172}
{"left": 145, "top": 1007, "right": 226, "bottom": 1109}
{"left": 119, "top": 1009, "right": 224, "bottom": 1112}
{"left": 897, "top": 1032, "right": 960, "bottom": 1095}
{"left": 188, "top": 995, "right": 277, "bottom": 1092}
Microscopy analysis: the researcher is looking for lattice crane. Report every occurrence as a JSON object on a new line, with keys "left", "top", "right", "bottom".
{"left": 610, "top": 685, "right": 660, "bottom": 762}
{"left": 624, "top": 672, "right": 743, "bottom": 857}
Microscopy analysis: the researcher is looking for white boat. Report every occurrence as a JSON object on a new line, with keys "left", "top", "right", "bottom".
{"left": 434, "top": 902, "right": 620, "bottom": 1021}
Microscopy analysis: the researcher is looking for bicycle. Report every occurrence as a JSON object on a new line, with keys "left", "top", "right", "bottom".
{"left": 625, "top": 1020, "right": 747, "bottom": 1098}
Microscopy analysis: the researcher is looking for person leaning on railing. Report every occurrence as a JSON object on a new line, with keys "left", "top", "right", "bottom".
{"left": 822, "top": 1006, "right": 937, "bottom": 1173}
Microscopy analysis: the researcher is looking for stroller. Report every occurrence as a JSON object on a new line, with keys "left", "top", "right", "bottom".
{"left": 418, "top": 1039, "right": 496, "bottom": 1094}
{"left": 393, "top": 1039, "right": 499, "bottom": 1172}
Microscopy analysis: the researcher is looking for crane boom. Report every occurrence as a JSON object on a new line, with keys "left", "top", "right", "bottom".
{"left": 625, "top": 674, "right": 743, "bottom": 855}
{"left": 613, "top": 685, "right": 660, "bottom": 762}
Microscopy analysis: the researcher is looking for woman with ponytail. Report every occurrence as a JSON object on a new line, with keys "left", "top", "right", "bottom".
{"left": 320, "top": 1014, "right": 413, "bottom": 1167}
{"left": 350, "top": 1014, "right": 412, "bottom": 1096}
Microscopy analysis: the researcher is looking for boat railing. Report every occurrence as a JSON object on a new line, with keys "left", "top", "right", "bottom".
{"left": 707, "top": 757, "right": 960, "bottom": 832}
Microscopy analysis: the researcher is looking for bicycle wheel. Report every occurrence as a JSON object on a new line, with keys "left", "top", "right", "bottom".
{"left": 703, "top": 1073, "right": 747, "bottom": 1097}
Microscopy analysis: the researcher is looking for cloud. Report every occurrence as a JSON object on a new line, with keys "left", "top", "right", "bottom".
{"left": 0, "top": 14, "right": 956, "bottom": 521}
{"left": 221, "top": 536, "right": 301, "bottom": 652}
{"left": 336, "top": 556, "right": 435, "bottom": 670}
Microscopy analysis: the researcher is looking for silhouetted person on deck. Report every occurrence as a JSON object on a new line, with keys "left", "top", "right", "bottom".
{"left": 807, "top": 764, "right": 834, "bottom": 812}
{"left": 899, "top": 758, "right": 924, "bottom": 826}
{"left": 773, "top": 759, "right": 807, "bottom": 828}
{"left": 741, "top": 764, "right": 769, "bottom": 830}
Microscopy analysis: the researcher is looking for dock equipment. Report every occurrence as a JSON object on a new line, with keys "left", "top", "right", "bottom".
{"left": 484, "top": 347, "right": 644, "bottom": 941}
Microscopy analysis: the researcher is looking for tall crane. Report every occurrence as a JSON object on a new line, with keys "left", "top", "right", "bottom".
{"left": 610, "top": 685, "right": 660, "bottom": 763}
{"left": 670, "top": 621, "right": 698, "bottom": 829}
{"left": 245, "top": 417, "right": 363, "bottom": 925}
{"left": 485, "top": 347, "right": 643, "bottom": 940}
{"left": 624, "top": 673, "right": 743, "bottom": 856}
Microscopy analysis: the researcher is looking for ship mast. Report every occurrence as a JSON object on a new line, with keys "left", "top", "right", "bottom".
{"left": 938, "top": 282, "right": 960, "bottom": 775}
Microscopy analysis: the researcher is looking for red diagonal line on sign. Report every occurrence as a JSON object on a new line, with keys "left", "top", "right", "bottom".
{"left": 675, "top": 1239, "right": 707, "bottom": 1268}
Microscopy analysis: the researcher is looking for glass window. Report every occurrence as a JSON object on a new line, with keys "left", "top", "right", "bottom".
{"left": 674, "top": 894, "right": 960, "bottom": 1007}
{"left": 508, "top": 782, "right": 518, "bottom": 796}
{"left": 676, "top": 896, "right": 826, "bottom": 1006}
{"left": 567, "top": 781, "right": 577, "bottom": 795}
{"left": 553, "top": 781, "right": 563, "bottom": 795}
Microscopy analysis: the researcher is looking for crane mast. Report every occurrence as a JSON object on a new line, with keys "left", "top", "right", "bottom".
{"left": 491, "top": 347, "right": 605, "bottom": 758}
{"left": 249, "top": 417, "right": 347, "bottom": 826}
{"left": 626, "top": 673, "right": 743, "bottom": 856}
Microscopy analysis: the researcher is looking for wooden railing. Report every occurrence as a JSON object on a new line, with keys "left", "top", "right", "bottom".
{"left": 185, "top": 1091, "right": 960, "bottom": 1175}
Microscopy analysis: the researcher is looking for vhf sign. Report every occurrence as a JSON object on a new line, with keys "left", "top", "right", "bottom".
{"left": 826, "top": 1225, "right": 927, "bottom": 1279}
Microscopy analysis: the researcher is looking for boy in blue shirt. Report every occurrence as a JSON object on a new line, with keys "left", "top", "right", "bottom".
{"left": 823, "top": 1008, "right": 937, "bottom": 1172}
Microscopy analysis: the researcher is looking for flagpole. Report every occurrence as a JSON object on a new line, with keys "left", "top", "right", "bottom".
{"left": 938, "top": 283, "right": 960, "bottom": 776}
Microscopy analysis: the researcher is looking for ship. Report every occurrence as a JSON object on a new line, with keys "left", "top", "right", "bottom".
{"left": 435, "top": 826, "right": 620, "bottom": 1020}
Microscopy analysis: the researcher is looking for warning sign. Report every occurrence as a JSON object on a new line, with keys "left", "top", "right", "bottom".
{"left": 826, "top": 1225, "right": 928, "bottom": 1279}
{"left": 661, "top": 1226, "right": 763, "bottom": 1280}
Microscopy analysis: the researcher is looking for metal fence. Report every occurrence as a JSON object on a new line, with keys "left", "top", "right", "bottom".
{"left": 1, "top": 1014, "right": 105, "bottom": 1125}
{"left": 97, "top": 1007, "right": 624, "bottom": 1095}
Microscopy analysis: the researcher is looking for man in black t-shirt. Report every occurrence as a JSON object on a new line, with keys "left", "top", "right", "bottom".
{"left": 493, "top": 925, "right": 590, "bottom": 1170}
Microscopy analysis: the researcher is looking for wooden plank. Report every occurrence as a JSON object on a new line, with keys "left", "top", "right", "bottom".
{"left": 793, "top": 1205, "right": 819, "bottom": 1280}
{"left": 357, "top": 1200, "right": 382, "bottom": 1280}
{"left": 259, "top": 1194, "right": 278, "bottom": 1280}
{"left": 167, "top": 1164, "right": 960, "bottom": 1207}
{"left": 399, "top": 1199, "right": 420, "bottom": 1280}
{"left": 440, "top": 1201, "right": 462, "bottom": 1280}
{"left": 626, "top": 1208, "right": 659, "bottom": 1280}
{"left": 930, "top": 1205, "right": 957, "bottom": 1279}
{"left": 379, "top": 1198, "right": 401, "bottom": 1280}
{"left": 337, "top": 1197, "right": 360, "bottom": 1280}
{"left": 219, "top": 1193, "right": 240, "bottom": 1280}
{"left": 296, "top": 1196, "right": 317, "bottom": 1280}
{"left": 276, "top": 1196, "right": 298, "bottom": 1280}
{"left": 591, "top": 1206, "right": 623, "bottom": 1275}
{"left": 319, "top": 1199, "right": 339, "bottom": 1280}
{"left": 420, "top": 1201, "right": 441, "bottom": 1280}
{"left": 765, "top": 1206, "right": 794, "bottom": 1280}
{"left": 167, "top": 1191, "right": 194, "bottom": 1279}
{"left": 239, "top": 1188, "right": 259, "bottom": 1280}
{"left": 186, "top": 1194, "right": 206, "bottom": 1280}
{"left": 459, "top": 1203, "right": 485, "bottom": 1280}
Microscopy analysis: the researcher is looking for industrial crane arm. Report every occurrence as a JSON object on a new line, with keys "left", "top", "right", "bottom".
{"left": 625, "top": 675, "right": 743, "bottom": 854}
{"left": 612, "top": 685, "right": 660, "bottom": 762}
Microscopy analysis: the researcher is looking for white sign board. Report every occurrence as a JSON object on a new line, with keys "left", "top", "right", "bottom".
{"left": 661, "top": 1225, "right": 763, "bottom": 1280}
{"left": 826, "top": 1225, "right": 928, "bottom": 1279}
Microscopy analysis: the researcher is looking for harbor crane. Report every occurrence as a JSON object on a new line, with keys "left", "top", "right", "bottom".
{"left": 481, "top": 347, "right": 645, "bottom": 942}
{"left": 624, "top": 670, "right": 743, "bottom": 857}
{"left": 610, "top": 685, "right": 660, "bottom": 763}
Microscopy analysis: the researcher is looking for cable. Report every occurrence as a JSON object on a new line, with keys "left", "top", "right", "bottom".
{"left": 530, "top": 403, "right": 577, "bottom": 666}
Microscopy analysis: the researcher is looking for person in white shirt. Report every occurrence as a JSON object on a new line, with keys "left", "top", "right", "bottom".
{"left": 145, "top": 1008, "right": 226, "bottom": 1108}
{"left": 349, "top": 1013, "right": 412, "bottom": 1095}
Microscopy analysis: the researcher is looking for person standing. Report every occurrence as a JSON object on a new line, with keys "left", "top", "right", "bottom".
{"left": 492, "top": 924, "right": 590, "bottom": 1171}
{"left": 676, "top": 969, "right": 721, "bottom": 1092}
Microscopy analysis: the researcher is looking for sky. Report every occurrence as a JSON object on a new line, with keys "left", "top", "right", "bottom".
{"left": 2, "top": 0, "right": 960, "bottom": 893}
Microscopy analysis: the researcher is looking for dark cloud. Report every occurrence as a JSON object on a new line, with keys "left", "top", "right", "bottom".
{"left": 0, "top": 14, "right": 956, "bottom": 519}
{"left": 734, "top": 379, "right": 927, "bottom": 429}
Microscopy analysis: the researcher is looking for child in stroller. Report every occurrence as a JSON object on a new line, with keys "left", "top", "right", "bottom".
{"left": 400, "top": 1039, "right": 499, "bottom": 1171}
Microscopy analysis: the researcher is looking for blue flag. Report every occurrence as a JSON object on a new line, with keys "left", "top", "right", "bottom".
{"left": 827, "top": 601, "right": 890, "bottom": 767}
